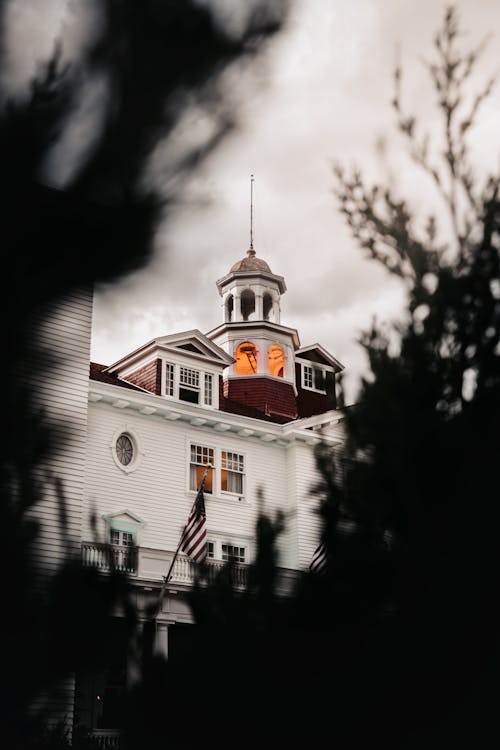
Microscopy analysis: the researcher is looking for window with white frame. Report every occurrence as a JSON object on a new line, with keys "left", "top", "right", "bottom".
{"left": 204, "top": 373, "right": 213, "bottom": 406}
{"left": 164, "top": 362, "right": 216, "bottom": 407}
{"left": 190, "top": 444, "right": 214, "bottom": 494}
{"left": 179, "top": 366, "right": 200, "bottom": 403}
{"left": 222, "top": 544, "right": 246, "bottom": 563}
{"left": 189, "top": 445, "right": 245, "bottom": 498}
{"left": 221, "top": 451, "right": 244, "bottom": 494}
{"left": 207, "top": 540, "right": 247, "bottom": 563}
{"left": 165, "top": 362, "right": 174, "bottom": 397}
{"left": 301, "top": 363, "right": 326, "bottom": 393}
{"left": 303, "top": 364, "right": 313, "bottom": 389}
{"left": 110, "top": 529, "right": 135, "bottom": 547}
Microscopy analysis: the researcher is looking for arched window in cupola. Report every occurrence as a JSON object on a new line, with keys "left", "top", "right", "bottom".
{"left": 268, "top": 343, "right": 285, "bottom": 377}
{"left": 225, "top": 294, "right": 234, "bottom": 322}
{"left": 263, "top": 292, "right": 273, "bottom": 321}
{"left": 240, "top": 289, "right": 256, "bottom": 321}
{"left": 236, "top": 341, "right": 258, "bottom": 375}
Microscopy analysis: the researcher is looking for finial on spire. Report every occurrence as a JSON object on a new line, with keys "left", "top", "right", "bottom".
{"left": 248, "top": 174, "right": 255, "bottom": 257}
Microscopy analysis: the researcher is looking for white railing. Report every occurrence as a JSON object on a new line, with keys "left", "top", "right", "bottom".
{"left": 89, "top": 729, "right": 120, "bottom": 748}
{"left": 81, "top": 543, "right": 299, "bottom": 594}
{"left": 82, "top": 542, "right": 137, "bottom": 575}
{"left": 169, "top": 555, "right": 248, "bottom": 588}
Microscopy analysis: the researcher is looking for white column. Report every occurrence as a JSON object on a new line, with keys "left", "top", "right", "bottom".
{"left": 153, "top": 621, "right": 169, "bottom": 659}
{"left": 273, "top": 296, "right": 280, "bottom": 324}
{"left": 234, "top": 291, "right": 241, "bottom": 321}
{"left": 255, "top": 293, "right": 263, "bottom": 321}
{"left": 126, "top": 621, "right": 144, "bottom": 688}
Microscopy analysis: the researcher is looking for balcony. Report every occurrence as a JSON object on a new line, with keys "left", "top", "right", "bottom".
{"left": 81, "top": 542, "right": 248, "bottom": 588}
{"left": 82, "top": 542, "right": 138, "bottom": 575}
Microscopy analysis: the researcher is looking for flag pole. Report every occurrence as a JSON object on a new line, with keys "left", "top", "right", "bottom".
{"left": 153, "top": 463, "right": 211, "bottom": 619}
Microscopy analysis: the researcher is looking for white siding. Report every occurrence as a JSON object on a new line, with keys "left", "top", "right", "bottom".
{"left": 84, "top": 403, "right": 297, "bottom": 572}
{"left": 84, "top": 394, "right": 339, "bottom": 577}
{"left": 26, "top": 287, "right": 93, "bottom": 725}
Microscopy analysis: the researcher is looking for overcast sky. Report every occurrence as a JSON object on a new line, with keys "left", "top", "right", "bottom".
{"left": 6, "top": 0, "right": 500, "bottom": 403}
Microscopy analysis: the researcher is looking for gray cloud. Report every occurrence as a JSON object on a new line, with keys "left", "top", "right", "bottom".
{"left": 12, "top": 0, "right": 495, "bottom": 405}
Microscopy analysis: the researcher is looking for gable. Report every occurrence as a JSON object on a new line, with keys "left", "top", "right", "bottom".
{"left": 103, "top": 510, "right": 145, "bottom": 526}
{"left": 295, "top": 344, "right": 344, "bottom": 371}
{"left": 157, "top": 329, "right": 234, "bottom": 366}
{"left": 105, "top": 329, "right": 234, "bottom": 376}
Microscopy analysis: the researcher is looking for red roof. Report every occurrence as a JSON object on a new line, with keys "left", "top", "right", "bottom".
{"left": 89, "top": 363, "right": 144, "bottom": 391}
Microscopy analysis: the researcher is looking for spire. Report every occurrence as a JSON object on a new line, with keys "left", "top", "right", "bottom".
{"left": 248, "top": 174, "right": 255, "bottom": 257}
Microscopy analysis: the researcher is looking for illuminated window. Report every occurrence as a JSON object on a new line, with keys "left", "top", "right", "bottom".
{"left": 190, "top": 444, "right": 214, "bottom": 494}
{"left": 268, "top": 343, "right": 285, "bottom": 377}
{"left": 221, "top": 451, "right": 244, "bottom": 494}
{"left": 241, "top": 289, "right": 255, "bottom": 321}
{"left": 236, "top": 341, "right": 258, "bottom": 375}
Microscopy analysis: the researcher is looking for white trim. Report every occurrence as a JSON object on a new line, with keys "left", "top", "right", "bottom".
{"left": 301, "top": 362, "right": 327, "bottom": 394}
{"left": 109, "top": 425, "right": 145, "bottom": 474}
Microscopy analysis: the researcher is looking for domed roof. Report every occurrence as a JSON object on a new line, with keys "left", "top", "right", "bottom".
{"left": 230, "top": 248, "right": 272, "bottom": 274}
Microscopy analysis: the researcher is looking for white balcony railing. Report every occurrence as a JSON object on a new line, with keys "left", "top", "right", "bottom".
{"left": 89, "top": 729, "right": 121, "bottom": 748}
{"left": 81, "top": 543, "right": 248, "bottom": 588}
{"left": 82, "top": 542, "right": 138, "bottom": 575}
{"left": 81, "top": 542, "right": 299, "bottom": 595}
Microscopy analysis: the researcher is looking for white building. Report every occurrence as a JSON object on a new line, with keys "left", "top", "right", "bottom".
{"left": 37, "top": 246, "right": 347, "bottom": 738}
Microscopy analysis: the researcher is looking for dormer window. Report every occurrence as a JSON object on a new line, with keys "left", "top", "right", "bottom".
{"left": 163, "top": 362, "right": 217, "bottom": 407}
{"left": 179, "top": 366, "right": 200, "bottom": 404}
{"left": 302, "top": 363, "right": 326, "bottom": 393}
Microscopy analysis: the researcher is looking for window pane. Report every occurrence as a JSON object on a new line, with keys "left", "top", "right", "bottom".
{"left": 110, "top": 529, "right": 120, "bottom": 545}
{"left": 165, "top": 362, "right": 174, "bottom": 397}
{"left": 122, "top": 532, "right": 134, "bottom": 547}
{"left": 235, "top": 342, "right": 257, "bottom": 375}
{"left": 268, "top": 344, "right": 284, "bottom": 377}
{"left": 190, "top": 445, "right": 214, "bottom": 493}
{"left": 116, "top": 434, "right": 133, "bottom": 465}
{"left": 314, "top": 367, "right": 325, "bottom": 391}
{"left": 221, "top": 451, "right": 244, "bottom": 494}
{"left": 179, "top": 367, "right": 199, "bottom": 387}
{"left": 179, "top": 386, "right": 199, "bottom": 404}
{"left": 204, "top": 373, "right": 213, "bottom": 405}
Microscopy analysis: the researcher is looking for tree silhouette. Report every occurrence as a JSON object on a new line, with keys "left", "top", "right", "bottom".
{"left": 150, "top": 7, "right": 500, "bottom": 749}
{"left": 0, "top": 2, "right": 288, "bottom": 747}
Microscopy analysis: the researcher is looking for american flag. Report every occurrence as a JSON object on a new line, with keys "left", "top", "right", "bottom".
{"left": 180, "top": 485, "right": 207, "bottom": 562}
{"left": 309, "top": 541, "right": 327, "bottom": 574}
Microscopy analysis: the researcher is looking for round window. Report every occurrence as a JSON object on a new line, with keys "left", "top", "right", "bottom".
{"left": 116, "top": 433, "right": 134, "bottom": 466}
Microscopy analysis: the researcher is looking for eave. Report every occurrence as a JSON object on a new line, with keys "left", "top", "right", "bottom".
{"left": 207, "top": 321, "right": 301, "bottom": 349}
{"left": 216, "top": 270, "right": 287, "bottom": 295}
{"left": 88, "top": 379, "right": 343, "bottom": 447}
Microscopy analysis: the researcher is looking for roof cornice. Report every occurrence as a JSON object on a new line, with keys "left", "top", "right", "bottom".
{"left": 88, "top": 379, "right": 343, "bottom": 447}
{"left": 207, "top": 320, "right": 301, "bottom": 349}
{"left": 216, "top": 270, "right": 286, "bottom": 295}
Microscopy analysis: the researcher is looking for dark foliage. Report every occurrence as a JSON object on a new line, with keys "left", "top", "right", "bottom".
{"left": 119, "top": 7, "right": 500, "bottom": 750}
{"left": 0, "top": 1, "right": 287, "bottom": 747}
